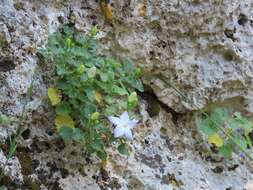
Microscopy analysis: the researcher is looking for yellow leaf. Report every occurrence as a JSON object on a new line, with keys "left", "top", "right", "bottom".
{"left": 138, "top": 4, "right": 146, "bottom": 16}
{"left": 55, "top": 115, "right": 75, "bottom": 130}
{"left": 95, "top": 91, "right": 102, "bottom": 103}
{"left": 208, "top": 133, "right": 223, "bottom": 147}
{"left": 100, "top": 160, "right": 107, "bottom": 169}
{"left": 100, "top": 1, "right": 113, "bottom": 22}
{"left": 48, "top": 87, "right": 61, "bottom": 106}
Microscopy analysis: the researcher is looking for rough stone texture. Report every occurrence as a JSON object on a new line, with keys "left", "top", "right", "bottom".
{"left": 0, "top": 0, "right": 252, "bottom": 190}
{"left": 104, "top": 0, "right": 253, "bottom": 113}
{"left": 0, "top": 150, "right": 23, "bottom": 184}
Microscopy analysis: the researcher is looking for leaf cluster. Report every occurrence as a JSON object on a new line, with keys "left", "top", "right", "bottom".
{"left": 0, "top": 114, "right": 9, "bottom": 125}
{"left": 198, "top": 107, "right": 253, "bottom": 158}
{"left": 40, "top": 26, "right": 143, "bottom": 160}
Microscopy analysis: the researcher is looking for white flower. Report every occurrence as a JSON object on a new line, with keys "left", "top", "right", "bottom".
{"left": 108, "top": 111, "right": 138, "bottom": 140}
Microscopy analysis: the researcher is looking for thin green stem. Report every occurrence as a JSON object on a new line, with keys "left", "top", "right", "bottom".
{"left": 158, "top": 75, "right": 253, "bottom": 160}
{"left": 0, "top": 76, "right": 35, "bottom": 183}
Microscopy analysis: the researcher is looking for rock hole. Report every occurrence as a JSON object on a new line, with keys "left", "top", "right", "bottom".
{"left": 212, "top": 165, "right": 223, "bottom": 173}
{"left": 60, "top": 168, "right": 69, "bottom": 178}
{"left": 70, "top": 151, "right": 77, "bottom": 156}
{"left": 13, "top": 2, "right": 25, "bottom": 11}
{"left": 16, "top": 147, "right": 33, "bottom": 175}
{"left": 32, "top": 159, "right": 40, "bottom": 170}
{"left": 46, "top": 128, "right": 54, "bottom": 136}
{"left": 30, "top": 139, "right": 42, "bottom": 153}
{"left": 249, "top": 131, "right": 253, "bottom": 148}
{"left": 223, "top": 50, "right": 234, "bottom": 61}
{"left": 0, "top": 57, "right": 15, "bottom": 72}
{"left": 250, "top": 20, "right": 253, "bottom": 27}
{"left": 21, "top": 128, "right": 31, "bottom": 140}
{"left": 228, "top": 164, "right": 239, "bottom": 171}
{"left": 238, "top": 13, "right": 248, "bottom": 26}
{"left": 100, "top": 168, "right": 109, "bottom": 182}
{"left": 57, "top": 16, "right": 65, "bottom": 24}
{"left": 144, "top": 139, "right": 149, "bottom": 145}
{"left": 54, "top": 138, "right": 65, "bottom": 149}
{"left": 224, "top": 28, "right": 236, "bottom": 41}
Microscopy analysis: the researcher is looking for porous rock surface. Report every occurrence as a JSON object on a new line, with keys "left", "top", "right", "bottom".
{"left": 0, "top": 0, "right": 252, "bottom": 190}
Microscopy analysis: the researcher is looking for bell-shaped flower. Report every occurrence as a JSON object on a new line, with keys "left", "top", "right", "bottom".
{"left": 108, "top": 111, "right": 138, "bottom": 140}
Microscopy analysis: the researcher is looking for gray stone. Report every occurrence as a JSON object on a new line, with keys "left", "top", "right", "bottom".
{"left": 0, "top": 0, "right": 252, "bottom": 190}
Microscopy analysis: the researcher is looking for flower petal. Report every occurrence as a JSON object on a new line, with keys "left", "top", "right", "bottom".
{"left": 128, "top": 119, "right": 139, "bottom": 129}
{"left": 108, "top": 116, "right": 121, "bottom": 126}
{"left": 114, "top": 126, "right": 125, "bottom": 138}
{"left": 120, "top": 111, "right": 129, "bottom": 123}
{"left": 124, "top": 128, "right": 133, "bottom": 140}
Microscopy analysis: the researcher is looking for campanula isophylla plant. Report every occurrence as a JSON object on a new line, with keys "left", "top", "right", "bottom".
{"left": 198, "top": 107, "right": 253, "bottom": 158}
{"left": 39, "top": 25, "right": 144, "bottom": 160}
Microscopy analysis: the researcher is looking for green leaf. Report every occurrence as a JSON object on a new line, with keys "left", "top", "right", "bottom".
{"left": 56, "top": 65, "right": 67, "bottom": 75}
{"left": 234, "top": 112, "right": 242, "bottom": 119}
{"left": 119, "top": 100, "right": 128, "bottom": 110}
{"left": 97, "top": 150, "right": 107, "bottom": 161}
{"left": 27, "top": 80, "right": 34, "bottom": 97}
{"left": 128, "top": 91, "right": 138, "bottom": 109}
{"left": 59, "top": 126, "right": 73, "bottom": 142}
{"left": 71, "top": 47, "right": 86, "bottom": 57}
{"left": 105, "top": 106, "right": 117, "bottom": 116}
{"left": 210, "top": 107, "right": 229, "bottom": 125}
{"left": 128, "top": 92, "right": 138, "bottom": 103}
{"left": 0, "top": 186, "right": 7, "bottom": 190}
{"left": 73, "top": 128, "right": 85, "bottom": 141}
{"left": 227, "top": 118, "right": 241, "bottom": 130}
{"left": 80, "top": 73, "right": 89, "bottom": 82}
{"left": 233, "top": 113, "right": 252, "bottom": 134}
{"left": 123, "top": 77, "right": 144, "bottom": 92}
{"left": 95, "top": 91, "right": 102, "bottom": 103}
{"left": 65, "top": 38, "right": 72, "bottom": 48}
{"left": 91, "top": 140, "right": 104, "bottom": 152}
{"left": 123, "top": 60, "right": 135, "bottom": 73}
{"left": 105, "top": 96, "right": 114, "bottom": 104}
{"left": 246, "top": 135, "right": 253, "bottom": 150}
{"left": 91, "top": 112, "right": 100, "bottom": 120}
{"left": 100, "top": 73, "right": 109, "bottom": 82}
{"left": 88, "top": 66, "right": 97, "bottom": 78}
{"left": 135, "top": 68, "right": 142, "bottom": 77}
{"left": 219, "top": 145, "right": 232, "bottom": 158}
{"left": 107, "top": 70, "right": 115, "bottom": 80}
{"left": 57, "top": 79, "right": 72, "bottom": 90}
{"left": 234, "top": 135, "right": 247, "bottom": 150}
{"left": 118, "top": 143, "right": 129, "bottom": 155}
{"left": 132, "top": 79, "right": 144, "bottom": 92}
{"left": 56, "top": 102, "right": 71, "bottom": 116}
{"left": 198, "top": 118, "right": 217, "bottom": 135}
{"left": 0, "top": 114, "right": 9, "bottom": 125}
{"left": 113, "top": 86, "right": 128, "bottom": 95}
{"left": 86, "top": 90, "right": 95, "bottom": 102}
{"left": 90, "top": 25, "right": 98, "bottom": 36}
{"left": 83, "top": 104, "right": 97, "bottom": 118}
{"left": 7, "top": 137, "right": 17, "bottom": 159}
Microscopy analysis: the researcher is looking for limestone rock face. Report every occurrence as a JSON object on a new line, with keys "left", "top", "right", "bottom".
{"left": 106, "top": 0, "right": 253, "bottom": 113}
{"left": 0, "top": 0, "right": 252, "bottom": 190}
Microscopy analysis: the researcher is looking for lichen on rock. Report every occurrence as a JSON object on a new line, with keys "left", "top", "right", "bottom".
{"left": 0, "top": 0, "right": 252, "bottom": 189}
